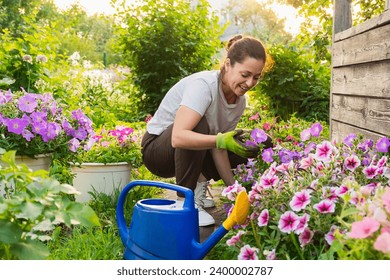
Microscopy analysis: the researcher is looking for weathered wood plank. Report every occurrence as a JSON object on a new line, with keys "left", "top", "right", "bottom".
{"left": 331, "top": 120, "right": 386, "bottom": 143}
{"left": 333, "top": 0, "right": 352, "bottom": 34}
{"left": 333, "top": 23, "right": 390, "bottom": 67}
{"left": 331, "top": 94, "right": 390, "bottom": 136}
{"left": 332, "top": 61, "right": 390, "bottom": 97}
{"left": 335, "top": 9, "right": 390, "bottom": 41}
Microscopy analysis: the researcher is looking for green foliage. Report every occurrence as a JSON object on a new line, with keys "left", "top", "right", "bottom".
{"left": 256, "top": 44, "right": 330, "bottom": 122}
{"left": 115, "top": 0, "right": 224, "bottom": 117}
{"left": 0, "top": 150, "right": 100, "bottom": 260}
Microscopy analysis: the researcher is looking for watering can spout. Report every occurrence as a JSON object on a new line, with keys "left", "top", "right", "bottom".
{"left": 192, "top": 190, "right": 250, "bottom": 259}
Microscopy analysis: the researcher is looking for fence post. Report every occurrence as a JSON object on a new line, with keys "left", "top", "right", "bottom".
{"left": 333, "top": 0, "right": 352, "bottom": 34}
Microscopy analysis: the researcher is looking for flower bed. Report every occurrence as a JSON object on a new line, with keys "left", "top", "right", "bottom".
{"left": 221, "top": 122, "right": 390, "bottom": 260}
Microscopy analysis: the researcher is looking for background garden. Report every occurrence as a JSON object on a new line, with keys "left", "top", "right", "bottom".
{"left": 1, "top": 0, "right": 389, "bottom": 260}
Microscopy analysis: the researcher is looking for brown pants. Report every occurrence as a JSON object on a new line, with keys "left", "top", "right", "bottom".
{"left": 141, "top": 118, "right": 247, "bottom": 192}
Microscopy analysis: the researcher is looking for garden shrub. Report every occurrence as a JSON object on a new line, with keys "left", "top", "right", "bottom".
{"left": 114, "top": 0, "right": 224, "bottom": 119}
{"left": 256, "top": 44, "right": 330, "bottom": 122}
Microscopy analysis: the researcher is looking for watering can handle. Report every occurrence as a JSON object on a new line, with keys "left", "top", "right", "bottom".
{"left": 116, "top": 180, "right": 196, "bottom": 242}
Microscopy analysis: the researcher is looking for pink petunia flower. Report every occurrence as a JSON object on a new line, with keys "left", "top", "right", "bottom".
{"left": 265, "top": 249, "right": 277, "bottom": 260}
{"left": 278, "top": 211, "right": 300, "bottom": 233}
{"left": 289, "top": 190, "right": 311, "bottom": 211}
{"left": 363, "top": 165, "right": 378, "bottom": 179}
{"left": 349, "top": 217, "right": 380, "bottom": 239}
{"left": 336, "top": 184, "right": 349, "bottom": 197}
{"left": 344, "top": 154, "right": 361, "bottom": 171}
{"left": 221, "top": 181, "right": 246, "bottom": 201}
{"left": 226, "top": 230, "right": 245, "bottom": 246}
{"left": 315, "top": 141, "right": 334, "bottom": 162}
{"left": 299, "top": 227, "right": 314, "bottom": 247}
{"left": 374, "top": 232, "right": 390, "bottom": 254}
{"left": 238, "top": 245, "right": 259, "bottom": 260}
{"left": 313, "top": 199, "right": 336, "bottom": 214}
{"left": 249, "top": 112, "right": 259, "bottom": 120}
{"left": 299, "top": 154, "right": 314, "bottom": 170}
{"left": 300, "top": 128, "right": 311, "bottom": 142}
{"left": 295, "top": 213, "right": 310, "bottom": 234}
{"left": 325, "top": 225, "right": 339, "bottom": 245}
{"left": 257, "top": 209, "right": 269, "bottom": 227}
{"left": 259, "top": 173, "right": 279, "bottom": 189}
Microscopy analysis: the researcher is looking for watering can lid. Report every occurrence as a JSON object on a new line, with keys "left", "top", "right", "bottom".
{"left": 138, "top": 198, "right": 184, "bottom": 210}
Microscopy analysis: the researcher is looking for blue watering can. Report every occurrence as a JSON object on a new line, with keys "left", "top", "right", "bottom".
{"left": 116, "top": 180, "right": 250, "bottom": 260}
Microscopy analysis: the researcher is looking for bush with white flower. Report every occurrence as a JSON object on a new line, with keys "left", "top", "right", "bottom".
{"left": 0, "top": 89, "right": 94, "bottom": 158}
{"left": 221, "top": 122, "right": 390, "bottom": 260}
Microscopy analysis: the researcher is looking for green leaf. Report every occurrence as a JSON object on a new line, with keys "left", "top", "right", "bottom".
{"left": 68, "top": 203, "right": 101, "bottom": 227}
{"left": 340, "top": 208, "right": 362, "bottom": 219}
{"left": 18, "top": 201, "right": 43, "bottom": 220}
{"left": 0, "top": 220, "right": 22, "bottom": 244}
{"left": 10, "top": 239, "right": 49, "bottom": 260}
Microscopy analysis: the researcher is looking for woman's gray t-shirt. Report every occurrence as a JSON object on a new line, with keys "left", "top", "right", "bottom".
{"left": 146, "top": 70, "right": 246, "bottom": 136}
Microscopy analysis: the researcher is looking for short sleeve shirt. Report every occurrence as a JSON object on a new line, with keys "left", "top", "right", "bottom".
{"left": 146, "top": 70, "right": 246, "bottom": 135}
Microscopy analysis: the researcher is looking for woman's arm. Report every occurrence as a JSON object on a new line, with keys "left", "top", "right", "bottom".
{"left": 171, "top": 105, "right": 216, "bottom": 150}
{"left": 210, "top": 148, "right": 235, "bottom": 186}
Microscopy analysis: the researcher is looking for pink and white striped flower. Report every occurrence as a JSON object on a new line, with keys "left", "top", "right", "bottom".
{"left": 315, "top": 141, "right": 334, "bottom": 162}
{"left": 313, "top": 199, "right": 336, "bottom": 213}
{"left": 344, "top": 154, "right": 361, "bottom": 171}
{"left": 299, "top": 227, "right": 314, "bottom": 247}
{"left": 222, "top": 181, "right": 246, "bottom": 201}
{"left": 259, "top": 173, "right": 279, "bottom": 189}
{"left": 257, "top": 209, "right": 269, "bottom": 227}
{"left": 278, "top": 211, "right": 300, "bottom": 233}
{"left": 226, "top": 230, "right": 245, "bottom": 246}
{"left": 238, "top": 245, "right": 259, "bottom": 260}
{"left": 363, "top": 165, "right": 378, "bottom": 179}
{"left": 295, "top": 213, "right": 310, "bottom": 234}
{"left": 289, "top": 190, "right": 311, "bottom": 211}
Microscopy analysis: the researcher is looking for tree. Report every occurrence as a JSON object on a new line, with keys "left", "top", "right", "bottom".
{"left": 275, "top": 0, "right": 386, "bottom": 62}
{"left": 225, "top": 0, "right": 292, "bottom": 45}
{"left": 114, "top": 0, "right": 224, "bottom": 117}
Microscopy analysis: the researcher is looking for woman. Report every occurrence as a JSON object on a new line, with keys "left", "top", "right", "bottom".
{"left": 141, "top": 35, "right": 272, "bottom": 226}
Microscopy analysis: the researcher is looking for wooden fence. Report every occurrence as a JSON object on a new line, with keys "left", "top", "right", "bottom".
{"left": 330, "top": 0, "right": 390, "bottom": 142}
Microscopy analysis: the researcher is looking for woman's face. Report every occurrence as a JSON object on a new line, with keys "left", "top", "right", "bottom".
{"left": 223, "top": 56, "right": 265, "bottom": 99}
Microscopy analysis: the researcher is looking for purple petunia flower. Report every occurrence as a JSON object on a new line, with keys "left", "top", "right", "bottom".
{"left": 278, "top": 211, "right": 300, "bottom": 233}
{"left": 344, "top": 133, "right": 357, "bottom": 147}
{"left": 262, "top": 147, "right": 274, "bottom": 163}
{"left": 250, "top": 128, "right": 268, "bottom": 144}
{"left": 376, "top": 137, "right": 390, "bottom": 153}
{"left": 310, "top": 123, "right": 323, "bottom": 137}
{"left": 18, "top": 93, "right": 38, "bottom": 113}
{"left": 4, "top": 117, "right": 29, "bottom": 134}
{"left": 68, "top": 138, "right": 80, "bottom": 152}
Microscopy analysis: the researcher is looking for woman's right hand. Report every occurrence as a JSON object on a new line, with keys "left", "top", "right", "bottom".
{"left": 216, "top": 130, "right": 258, "bottom": 158}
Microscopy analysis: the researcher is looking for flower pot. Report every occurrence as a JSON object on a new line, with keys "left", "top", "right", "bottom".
{"left": 71, "top": 162, "right": 131, "bottom": 202}
{"left": 15, "top": 154, "right": 52, "bottom": 172}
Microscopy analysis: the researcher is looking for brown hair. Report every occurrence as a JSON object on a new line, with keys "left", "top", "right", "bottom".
{"left": 220, "top": 34, "right": 273, "bottom": 77}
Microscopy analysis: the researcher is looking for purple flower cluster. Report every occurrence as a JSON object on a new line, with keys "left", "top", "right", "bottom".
{"left": 0, "top": 89, "right": 94, "bottom": 156}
